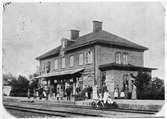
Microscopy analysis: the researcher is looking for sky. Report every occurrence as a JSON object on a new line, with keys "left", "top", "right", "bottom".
{"left": 3, "top": 2, "right": 165, "bottom": 79}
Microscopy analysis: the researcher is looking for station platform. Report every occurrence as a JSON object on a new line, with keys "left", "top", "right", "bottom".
{"left": 3, "top": 96, "right": 164, "bottom": 112}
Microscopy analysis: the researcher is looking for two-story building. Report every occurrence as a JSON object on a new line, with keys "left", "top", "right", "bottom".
{"left": 35, "top": 20, "right": 155, "bottom": 100}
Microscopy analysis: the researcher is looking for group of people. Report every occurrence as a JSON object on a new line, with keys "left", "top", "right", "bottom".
{"left": 92, "top": 89, "right": 113, "bottom": 109}
{"left": 101, "top": 90, "right": 113, "bottom": 104}
{"left": 113, "top": 82, "right": 136, "bottom": 99}
{"left": 27, "top": 85, "right": 50, "bottom": 100}
{"left": 84, "top": 85, "right": 93, "bottom": 99}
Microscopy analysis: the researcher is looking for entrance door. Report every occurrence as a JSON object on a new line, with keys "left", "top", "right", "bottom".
{"left": 123, "top": 74, "right": 131, "bottom": 99}
{"left": 57, "top": 80, "right": 65, "bottom": 100}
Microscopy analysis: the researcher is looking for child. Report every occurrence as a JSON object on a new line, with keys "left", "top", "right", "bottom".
{"left": 120, "top": 89, "right": 125, "bottom": 99}
{"left": 114, "top": 86, "right": 119, "bottom": 99}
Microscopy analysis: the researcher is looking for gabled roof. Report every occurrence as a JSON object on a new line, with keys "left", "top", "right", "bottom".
{"left": 36, "top": 46, "right": 61, "bottom": 60}
{"left": 66, "top": 30, "right": 148, "bottom": 51}
{"left": 36, "top": 30, "right": 148, "bottom": 60}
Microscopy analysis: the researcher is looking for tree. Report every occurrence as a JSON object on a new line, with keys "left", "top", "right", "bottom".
{"left": 130, "top": 71, "right": 151, "bottom": 99}
{"left": 29, "top": 73, "right": 39, "bottom": 89}
{"left": 130, "top": 71, "right": 165, "bottom": 100}
{"left": 3, "top": 73, "right": 16, "bottom": 85}
{"left": 10, "top": 75, "right": 29, "bottom": 97}
{"left": 151, "top": 77, "right": 164, "bottom": 99}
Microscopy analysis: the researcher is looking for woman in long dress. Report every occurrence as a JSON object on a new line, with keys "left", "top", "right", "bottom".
{"left": 131, "top": 81, "right": 137, "bottom": 99}
{"left": 103, "top": 90, "right": 109, "bottom": 104}
{"left": 114, "top": 86, "right": 119, "bottom": 99}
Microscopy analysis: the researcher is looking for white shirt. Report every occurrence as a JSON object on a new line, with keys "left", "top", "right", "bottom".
{"left": 103, "top": 92, "right": 110, "bottom": 103}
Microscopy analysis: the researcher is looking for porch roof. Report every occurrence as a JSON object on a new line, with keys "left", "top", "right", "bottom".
{"left": 99, "top": 63, "right": 157, "bottom": 72}
{"left": 34, "top": 68, "right": 84, "bottom": 79}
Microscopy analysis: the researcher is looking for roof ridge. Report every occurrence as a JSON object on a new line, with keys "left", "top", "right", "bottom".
{"left": 36, "top": 30, "right": 148, "bottom": 60}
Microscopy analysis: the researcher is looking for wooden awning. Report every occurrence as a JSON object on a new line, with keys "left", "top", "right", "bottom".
{"left": 99, "top": 63, "right": 156, "bottom": 72}
{"left": 34, "top": 68, "right": 84, "bottom": 79}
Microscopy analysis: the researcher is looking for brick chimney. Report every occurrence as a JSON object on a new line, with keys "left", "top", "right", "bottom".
{"left": 93, "top": 21, "right": 103, "bottom": 32}
{"left": 70, "top": 29, "right": 80, "bottom": 40}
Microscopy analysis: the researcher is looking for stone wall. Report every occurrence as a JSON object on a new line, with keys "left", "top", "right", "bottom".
{"left": 40, "top": 46, "right": 95, "bottom": 75}
{"left": 39, "top": 46, "right": 95, "bottom": 94}
{"left": 105, "top": 70, "right": 138, "bottom": 98}
{"left": 94, "top": 44, "right": 144, "bottom": 91}
{"left": 99, "top": 46, "right": 144, "bottom": 66}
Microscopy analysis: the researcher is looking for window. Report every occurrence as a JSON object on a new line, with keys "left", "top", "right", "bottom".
{"left": 62, "top": 57, "right": 65, "bottom": 68}
{"left": 123, "top": 53, "right": 128, "bottom": 64}
{"left": 85, "top": 50, "right": 93, "bottom": 64}
{"left": 46, "top": 61, "right": 51, "bottom": 73}
{"left": 79, "top": 53, "right": 84, "bottom": 65}
{"left": 42, "top": 64, "right": 45, "bottom": 73}
{"left": 70, "top": 55, "right": 74, "bottom": 67}
{"left": 44, "top": 64, "right": 47, "bottom": 73}
{"left": 115, "top": 52, "right": 121, "bottom": 64}
{"left": 62, "top": 40, "right": 65, "bottom": 48}
{"left": 54, "top": 59, "right": 58, "bottom": 70}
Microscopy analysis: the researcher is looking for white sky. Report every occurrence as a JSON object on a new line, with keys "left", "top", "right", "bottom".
{"left": 2, "top": 2, "right": 165, "bottom": 79}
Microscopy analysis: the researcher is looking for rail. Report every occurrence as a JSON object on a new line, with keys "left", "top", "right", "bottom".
{"left": 4, "top": 104, "right": 102, "bottom": 117}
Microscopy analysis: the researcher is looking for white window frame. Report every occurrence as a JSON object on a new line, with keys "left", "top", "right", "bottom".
{"left": 62, "top": 57, "right": 66, "bottom": 68}
{"left": 54, "top": 59, "right": 58, "bottom": 70}
{"left": 85, "top": 50, "right": 93, "bottom": 64}
{"left": 123, "top": 53, "right": 128, "bottom": 64}
{"left": 70, "top": 55, "right": 74, "bottom": 67}
{"left": 42, "top": 64, "right": 45, "bottom": 73}
{"left": 116, "top": 52, "right": 121, "bottom": 64}
{"left": 79, "top": 53, "right": 84, "bottom": 65}
{"left": 62, "top": 40, "right": 65, "bottom": 49}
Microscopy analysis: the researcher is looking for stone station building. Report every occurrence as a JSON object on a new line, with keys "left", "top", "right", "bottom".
{"left": 35, "top": 21, "right": 155, "bottom": 100}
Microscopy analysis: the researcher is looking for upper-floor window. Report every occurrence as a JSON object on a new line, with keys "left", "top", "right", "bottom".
{"left": 79, "top": 53, "right": 84, "bottom": 65}
{"left": 54, "top": 59, "right": 58, "bottom": 70}
{"left": 69, "top": 55, "right": 74, "bottom": 67}
{"left": 41, "top": 64, "right": 45, "bottom": 74}
{"left": 115, "top": 52, "right": 121, "bottom": 64}
{"left": 62, "top": 40, "right": 66, "bottom": 49}
{"left": 46, "top": 61, "right": 51, "bottom": 73}
{"left": 62, "top": 57, "right": 66, "bottom": 68}
{"left": 123, "top": 53, "right": 128, "bottom": 64}
{"left": 85, "top": 50, "right": 93, "bottom": 64}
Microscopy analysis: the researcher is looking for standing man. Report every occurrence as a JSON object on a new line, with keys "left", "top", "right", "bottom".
{"left": 39, "top": 86, "right": 43, "bottom": 100}
{"left": 66, "top": 86, "right": 71, "bottom": 100}
{"left": 45, "top": 86, "right": 50, "bottom": 100}
{"left": 87, "top": 86, "right": 92, "bottom": 99}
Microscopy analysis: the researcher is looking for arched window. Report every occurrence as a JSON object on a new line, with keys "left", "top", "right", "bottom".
{"left": 62, "top": 57, "right": 65, "bottom": 68}
{"left": 70, "top": 55, "right": 74, "bottom": 67}
{"left": 46, "top": 61, "right": 51, "bottom": 73}
{"left": 54, "top": 59, "right": 58, "bottom": 70}
{"left": 123, "top": 53, "right": 128, "bottom": 64}
{"left": 79, "top": 53, "right": 84, "bottom": 65}
{"left": 115, "top": 52, "right": 121, "bottom": 64}
{"left": 86, "top": 50, "right": 93, "bottom": 64}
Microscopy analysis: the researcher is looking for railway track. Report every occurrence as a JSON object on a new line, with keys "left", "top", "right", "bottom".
{"left": 3, "top": 98, "right": 158, "bottom": 118}
{"left": 4, "top": 104, "right": 102, "bottom": 117}
{"left": 17, "top": 101, "right": 157, "bottom": 114}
